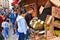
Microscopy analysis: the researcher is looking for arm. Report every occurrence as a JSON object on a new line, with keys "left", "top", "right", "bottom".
{"left": 20, "top": 18, "right": 27, "bottom": 34}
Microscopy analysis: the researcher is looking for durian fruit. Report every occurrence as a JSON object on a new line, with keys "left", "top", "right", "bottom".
{"left": 33, "top": 21, "right": 38, "bottom": 28}
{"left": 38, "top": 21, "right": 44, "bottom": 29}
{"left": 41, "top": 37, "right": 46, "bottom": 40}
{"left": 30, "top": 19, "right": 45, "bottom": 29}
{"left": 30, "top": 19, "right": 37, "bottom": 27}
{"left": 54, "top": 30, "right": 60, "bottom": 36}
{"left": 55, "top": 20, "right": 60, "bottom": 24}
{"left": 44, "top": 22, "right": 50, "bottom": 31}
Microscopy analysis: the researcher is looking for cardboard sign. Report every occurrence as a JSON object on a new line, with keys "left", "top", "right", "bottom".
{"left": 39, "top": 6, "right": 44, "bottom": 14}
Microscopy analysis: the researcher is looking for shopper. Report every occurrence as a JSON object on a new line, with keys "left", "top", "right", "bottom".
{"left": 1, "top": 18, "right": 9, "bottom": 40}
{"left": 0, "top": 15, "right": 4, "bottom": 40}
{"left": 10, "top": 10, "right": 18, "bottom": 34}
{"left": 0, "top": 32, "right": 4, "bottom": 40}
{"left": 16, "top": 6, "right": 27, "bottom": 40}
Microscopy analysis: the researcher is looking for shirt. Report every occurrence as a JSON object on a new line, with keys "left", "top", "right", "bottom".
{"left": 16, "top": 15, "right": 27, "bottom": 33}
{"left": 2, "top": 22, "right": 9, "bottom": 28}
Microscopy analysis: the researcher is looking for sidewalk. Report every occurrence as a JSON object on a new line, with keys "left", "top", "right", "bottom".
{"left": 6, "top": 28, "right": 18, "bottom": 40}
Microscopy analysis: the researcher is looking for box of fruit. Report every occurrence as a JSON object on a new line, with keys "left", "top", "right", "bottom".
{"left": 30, "top": 18, "right": 44, "bottom": 30}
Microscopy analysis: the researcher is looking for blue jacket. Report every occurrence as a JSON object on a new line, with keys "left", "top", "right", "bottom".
{"left": 10, "top": 13, "right": 18, "bottom": 24}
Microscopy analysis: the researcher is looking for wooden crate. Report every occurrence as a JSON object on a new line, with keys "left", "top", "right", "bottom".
{"left": 50, "top": 0, "right": 60, "bottom": 7}
{"left": 52, "top": 7, "right": 60, "bottom": 19}
{"left": 45, "top": 15, "right": 55, "bottom": 40}
{"left": 29, "top": 28, "right": 41, "bottom": 40}
{"left": 45, "top": 15, "right": 53, "bottom": 25}
{"left": 52, "top": 6, "right": 60, "bottom": 28}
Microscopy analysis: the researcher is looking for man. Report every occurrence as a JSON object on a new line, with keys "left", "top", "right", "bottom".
{"left": 16, "top": 6, "right": 27, "bottom": 40}
{"left": 10, "top": 10, "right": 18, "bottom": 34}
{"left": 5, "top": 9, "right": 11, "bottom": 19}
{"left": 0, "top": 16, "right": 3, "bottom": 32}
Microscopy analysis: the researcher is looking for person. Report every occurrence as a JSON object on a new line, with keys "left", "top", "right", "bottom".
{"left": 0, "top": 16, "right": 3, "bottom": 32}
{"left": 5, "top": 9, "right": 11, "bottom": 19}
{"left": 1, "top": 18, "right": 9, "bottom": 40}
{"left": 16, "top": 6, "right": 28, "bottom": 40}
{"left": 0, "top": 32, "right": 4, "bottom": 40}
{"left": 1, "top": 13, "right": 5, "bottom": 20}
{"left": 10, "top": 10, "right": 18, "bottom": 34}
{"left": 0, "top": 15, "right": 4, "bottom": 40}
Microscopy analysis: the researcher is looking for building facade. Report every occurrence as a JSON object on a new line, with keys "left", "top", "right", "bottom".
{"left": 2, "top": 0, "right": 9, "bottom": 8}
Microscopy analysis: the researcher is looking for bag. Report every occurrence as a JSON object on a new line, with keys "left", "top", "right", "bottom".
{"left": 14, "top": 24, "right": 18, "bottom": 30}
{"left": 14, "top": 27, "right": 17, "bottom": 30}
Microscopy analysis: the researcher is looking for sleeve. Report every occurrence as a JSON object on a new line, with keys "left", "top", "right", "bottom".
{"left": 1, "top": 23, "right": 4, "bottom": 28}
{"left": 20, "top": 18, "right": 27, "bottom": 33}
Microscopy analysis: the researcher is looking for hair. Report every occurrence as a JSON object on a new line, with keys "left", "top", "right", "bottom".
{"left": 14, "top": 9, "right": 17, "bottom": 12}
{"left": 6, "top": 19, "right": 9, "bottom": 22}
{"left": 16, "top": 5, "right": 21, "bottom": 9}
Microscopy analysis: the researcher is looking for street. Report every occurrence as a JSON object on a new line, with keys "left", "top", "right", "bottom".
{"left": 6, "top": 28, "right": 18, "bottom": 40}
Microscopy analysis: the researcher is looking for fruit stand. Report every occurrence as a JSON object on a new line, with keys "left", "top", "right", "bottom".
{"left": 44, "top": 6, "right": 60, "bottom": 40}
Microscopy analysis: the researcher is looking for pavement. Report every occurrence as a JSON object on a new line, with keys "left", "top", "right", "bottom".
{"left": 6, "top": 28, "right": 18, "bottom": 40}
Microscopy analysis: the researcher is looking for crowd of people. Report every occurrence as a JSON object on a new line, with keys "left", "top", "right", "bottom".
{"left": 0, "top": 4, "right": 35, "bottom": 40}
{"left": 0, "top": 0, "right": 53, "bottom": 40}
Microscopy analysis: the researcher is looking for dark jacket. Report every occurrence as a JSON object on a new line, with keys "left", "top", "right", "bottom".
{"left": 0, "top": 32, "right": 4, "bottom": 40}
{"left": 38, "top": 7, "right": 52, "bottom": 21}
{"left": 10, "top": 13, "right": 18, "bottom": 24}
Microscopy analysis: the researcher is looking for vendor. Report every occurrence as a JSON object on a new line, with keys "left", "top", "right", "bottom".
{"left": 38, "top": 0, "right": 52, "bottom": 21}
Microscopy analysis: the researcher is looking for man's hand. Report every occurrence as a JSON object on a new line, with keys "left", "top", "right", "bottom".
{"left": 24, "top": 32, "right": 26, "bottom": 35}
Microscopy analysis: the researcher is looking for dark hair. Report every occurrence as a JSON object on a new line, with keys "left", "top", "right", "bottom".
{"left": 14, "top": 9, "right": 17, "bottom": 12}
{"left": 21, "top": 7, "right": 26, "bottom": 14}
{"left": 7, "top": 20, "right": 9, "bottom": 22}
{"left": 16, "top": 5, "right": 21, "bottom": 9}
{"left": 30, "top": 7, "right": 34, "bottom": 10}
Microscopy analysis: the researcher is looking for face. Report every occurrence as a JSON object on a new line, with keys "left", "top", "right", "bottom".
{"left": 14, "top": 11, "right": 17, "bottom": 14}
{"left": 17, "top": 7, "right": 21, "bottom": 15}
{"left": 5, "top": 9, "right": 9, "bottom": 13}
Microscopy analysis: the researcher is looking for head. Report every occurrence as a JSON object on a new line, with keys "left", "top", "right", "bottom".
{"left": 14, "top": 10, "right": 17, "bottom": 14}
{"left": 5, "top": 9, "right": 9, "bottom": 13}
{"left": 16, "top": 5, "right": 21, "bottom": 15}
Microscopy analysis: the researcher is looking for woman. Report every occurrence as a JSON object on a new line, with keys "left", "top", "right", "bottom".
{"left": 0, "top": 16, "right": 4, "bottom": 40}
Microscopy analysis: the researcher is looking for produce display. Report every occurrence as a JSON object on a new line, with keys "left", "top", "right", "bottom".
{"left": 54, "top": 20, "right": 60, "bottom": 24}
{"left": 30, "top": 18, "right": 44, "bottom": 30}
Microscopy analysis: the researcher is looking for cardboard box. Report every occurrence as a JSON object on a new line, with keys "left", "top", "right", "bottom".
{"left": 50, "top": 0, "right": 60, "bottom": 7}
{"left": 52, "top": 7, "right": 60, "bottom": 19}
